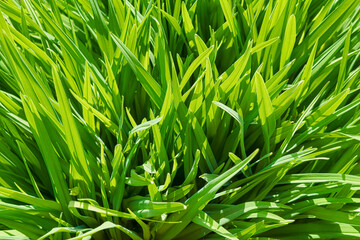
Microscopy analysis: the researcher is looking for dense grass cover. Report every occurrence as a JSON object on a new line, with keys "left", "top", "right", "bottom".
{"left": 0, "top": 0, "right": 360, "bottom": 239}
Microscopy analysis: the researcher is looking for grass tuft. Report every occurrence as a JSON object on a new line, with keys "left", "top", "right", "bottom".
{"left": 0, "top": 0, "right": 360, "bottom": 239}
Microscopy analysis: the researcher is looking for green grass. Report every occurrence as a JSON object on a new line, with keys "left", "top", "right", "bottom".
{"left": 0, "top": 0, "right": 360, "bottom": 239}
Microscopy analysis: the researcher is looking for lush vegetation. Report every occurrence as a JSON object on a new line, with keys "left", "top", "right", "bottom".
{"left": 0, "top": 0, "right": 360, "bottom": 239}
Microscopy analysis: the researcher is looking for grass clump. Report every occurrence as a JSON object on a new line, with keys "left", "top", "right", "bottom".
{"left": 0, "top": 0, "right": 360, "bottom": 239}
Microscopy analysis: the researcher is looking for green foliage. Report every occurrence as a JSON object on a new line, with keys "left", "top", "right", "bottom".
{"left": 0, "top": 0, "right": 359, "bottom": 239}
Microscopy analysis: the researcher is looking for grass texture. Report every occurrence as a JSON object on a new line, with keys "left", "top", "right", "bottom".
{"left": 0, "top": 0, "right": 360, "bottom": 239}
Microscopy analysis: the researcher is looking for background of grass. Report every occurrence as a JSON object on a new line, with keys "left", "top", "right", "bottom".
{"left": 0, "top": 0, "right": 360, "bottom": 239}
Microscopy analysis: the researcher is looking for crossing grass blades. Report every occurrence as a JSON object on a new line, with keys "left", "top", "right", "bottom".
{"left": 0, "top": 0, "right": 360, "bottom": 239}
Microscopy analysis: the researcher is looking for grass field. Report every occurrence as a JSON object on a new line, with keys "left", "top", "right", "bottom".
{"left": 0, "top": 0, "right": 360, "bottom": 239}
